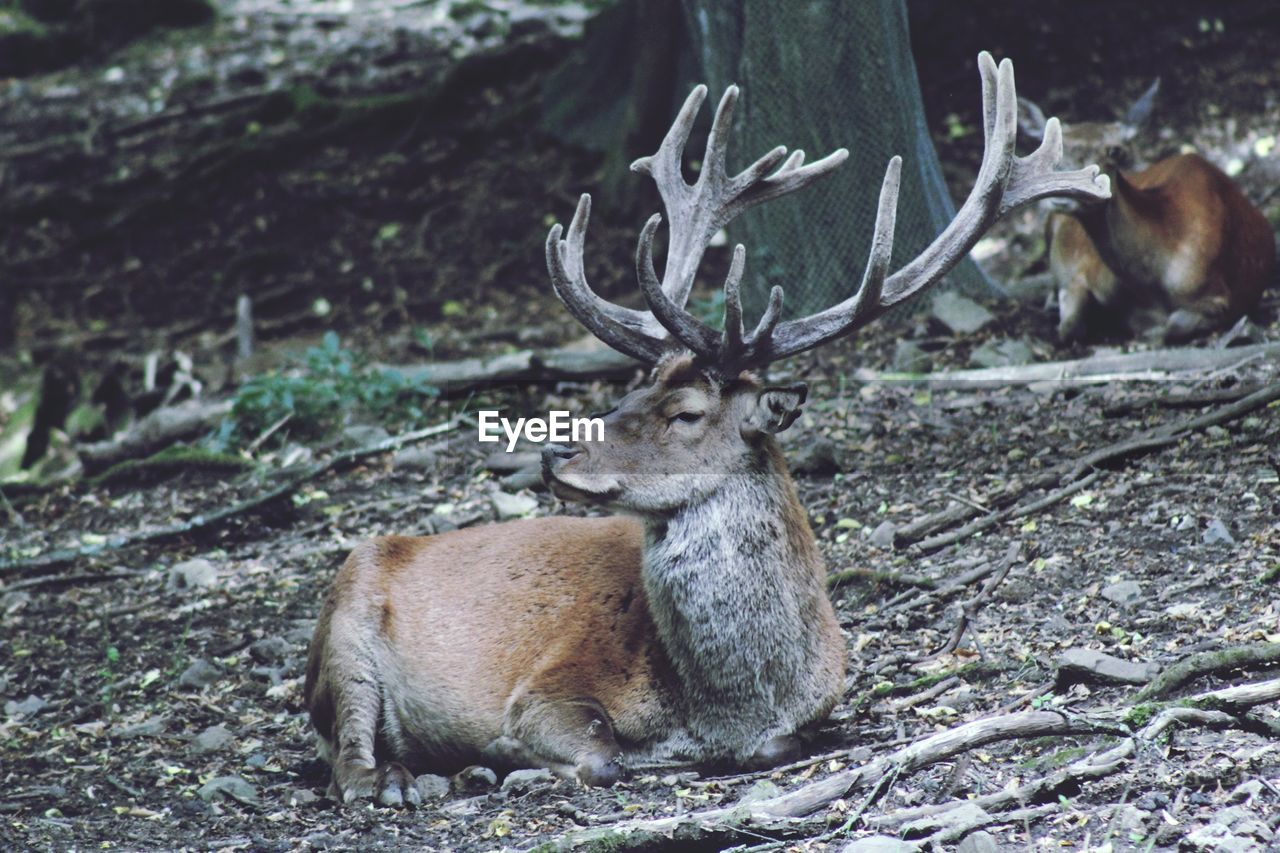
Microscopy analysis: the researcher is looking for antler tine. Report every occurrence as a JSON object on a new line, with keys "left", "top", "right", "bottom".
{"left": 636, "top": 214, "right": 720, "bottom": 355}
{"left": 757, "top": 51, "right": 1111, "bottom": 365}
{"left": 546, "top": 194, "right": 670, "bottom": 364}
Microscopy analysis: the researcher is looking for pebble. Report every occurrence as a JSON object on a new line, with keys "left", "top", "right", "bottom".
{"left": 249, "top": 636, "right": 292, "bottom": 664}
{"left": 167, "top": 558, "right": 218, "bottom": 591}
{"left": 1100, "top": 580, "right": 1143, "bottom": 607}
{"left": 1202, "top": 518, "right": 1235, "bottom": 545}
{"left": 869, "top": 520, "right": 897, "bottom": 549}
{"left": 392, "top": 446, "right": 438, "bottom": 472}
{"left": 956, "top": 831, "right": 998, "bottom": 853}
{"left": 198, "top": 775, "right": 260, "bottom": 806}
{"left": 492, "top": 491, "right": 538, "bottom": 519}
{"left": 192, "top": 724, "right": 233, "bottom": 753}
{"left": 931, "top": 291, "right": 994, "bottom": 335}
{"left": 178, "top": 658, "right": 223, "bottom": 689}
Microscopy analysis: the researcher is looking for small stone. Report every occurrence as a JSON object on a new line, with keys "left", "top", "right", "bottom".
{"left": 500, "top": 768, "right": 555, "bottom": 793}
{"left": 249, "top": 636, "right": 292, "bottom": 664}
{"left": 891, "top": 340, "right": 933, "bottom": 373}
{"left": 1228, "top": 779, "right": 1263, "bottom": 803}
{"left": 455, "top": 765, "right": 498, "bottom": 792}
{"left": 1057, "top": 648, "right": 1161, "bottom": 685}
{"left": 197, "top": 775, "right": 260, "bottom": 806}
{"left": 1202, "top": 518, "right": 1235, "bottom": 546}
{"left": 492, "top": 491, "right": 538, "bottom": 520}
{"left": 791, "top": 437, "right": 839, "bottom": 477}
{"left": 168, "top": 558, "right": 218, "bottom": 591}
{"left": 956, "top": 831, "right": 998, "bottom": 853}
{"left": 178, "top": 659, "right": 222, "bottom": 689}
{"left": 1114, "top": 804, "right": 1148, "bottom": 833}
{"left": 342, "top": 424, "right": 390, "bottom": 448}
{"left": 840, "top": 836, "right": 917, "bottom": 853}
{"left": 1183, "top": 822, "right": 1252, "bottom": 853}
{"left": 660, "top": 772, "right": 699, "bottom": 786}
{"left": 4, "top": 694, "right": 47, "bottom": 718}
{"left": 1135, "top": 791, "right": 1171, "bottom": 811}
{"left": 968, "top": 338, "right": 1035, "bottom": 369}
{"left": 931, "top": 291, "right": 994, "bottom": 335}
{"left": 485, "top": 450, "right": 542, "bottom": 474}
{"left": 414, "top": 773, "right": 451, "bottom": 801}
{"left": 869, "top": 520, "right": 897, "bottom": 549}
{"left": 392, "top": 446, "right": 438, "bottom": 472}
{"left": 501, "top": 465, "right": 545, "bottom": 492}
{"left": 1100, "top": 580, "right": 1143, "bottom": 607}
{"left": 289, "top": 789, "right": 320, "bottom": 806}
{"left": 116, "top": 716, "right": 167, "bottom": 738}
{"left": 192, "top": 724, "right": 233, "bottom": 753}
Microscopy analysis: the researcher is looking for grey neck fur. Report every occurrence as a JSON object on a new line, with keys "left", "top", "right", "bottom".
{"left": 638, "top": 444, "right": 834, "bottom": 760}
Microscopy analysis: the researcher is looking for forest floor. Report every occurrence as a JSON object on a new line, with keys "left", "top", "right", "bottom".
{"left": 3, "top": 1, "right": 1280, "bottom": 851}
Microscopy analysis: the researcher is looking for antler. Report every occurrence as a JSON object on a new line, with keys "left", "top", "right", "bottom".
{"left": 545, "top": 84, "right": 848, "bottom": 365}
{"left": 546, "top": 52, "right": 1111, "bottom": 372}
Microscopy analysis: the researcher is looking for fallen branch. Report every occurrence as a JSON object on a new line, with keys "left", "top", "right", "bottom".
{"left": 386, "top": 344, "right": 641, "bottom": 396}
{"left": 854, "top": 342, "right": 1280, "bottom": 385}
{"left": 0, "top": 419, "right": 457, "bottom": 580}
{"left": 543, "top": 677, "right": 1280, "bottom": 851}
{"left": 78, "top": 398, "right": 234, "bottom": 474}
{"left": 912, "top": 542, "right": 1021, "bottom": 661}
{"left": 1132, "top": 642, "right": 1280, "bottom": 703}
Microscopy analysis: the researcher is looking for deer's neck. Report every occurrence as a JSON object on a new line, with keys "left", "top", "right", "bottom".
{"left": 638, "top": 444, "right": 841, "bottom": 758}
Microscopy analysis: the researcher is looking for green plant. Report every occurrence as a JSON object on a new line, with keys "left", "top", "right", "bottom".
{"left": 228, "top": 332, "right": 436, "bottom": 446}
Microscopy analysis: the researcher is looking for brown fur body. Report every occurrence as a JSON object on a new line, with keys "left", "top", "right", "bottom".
{"left": 1051, "top": 154, "right": 1275, "bottom": 342}
{"left": 304, "top": 357, "right": 846, "bottom": 803}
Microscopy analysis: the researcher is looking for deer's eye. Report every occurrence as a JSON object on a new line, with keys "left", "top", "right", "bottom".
{"left": 671, "top": 411, "right": 704, "bottom": 424}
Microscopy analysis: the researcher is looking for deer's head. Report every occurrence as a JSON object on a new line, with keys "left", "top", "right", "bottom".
{"left": 542, "top": 58, "right": 1111, "bottom": 515}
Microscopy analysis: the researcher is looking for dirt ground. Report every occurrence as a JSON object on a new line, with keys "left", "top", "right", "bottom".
{"left": 2, "top": 1, "right": 1280, "bottom": 851}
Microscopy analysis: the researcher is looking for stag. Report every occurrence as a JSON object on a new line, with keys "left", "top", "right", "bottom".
{"left": 305, "top": 53, "right": 1108, "bottom": 805}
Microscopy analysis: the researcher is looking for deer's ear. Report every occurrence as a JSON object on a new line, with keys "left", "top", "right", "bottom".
{"left": 744, "top": 383, "right": 807, "bottom": 436}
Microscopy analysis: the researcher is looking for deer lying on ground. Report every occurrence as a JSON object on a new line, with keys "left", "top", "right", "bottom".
{"left": 304, "top": 53, "right": 1109, "bottom": 806}
{"left": 1020, "top": 83, "right": 1276, "bottom": 343}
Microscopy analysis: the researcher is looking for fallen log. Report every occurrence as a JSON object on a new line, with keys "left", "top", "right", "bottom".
{"left": 78, "top": 398, "right": 234, "bottom": 474}
{"left": 386, "top": 345, "right": 641, "bottom": 395}
{"left": 853, "top": 341, "right": 1280, "bottom": 385}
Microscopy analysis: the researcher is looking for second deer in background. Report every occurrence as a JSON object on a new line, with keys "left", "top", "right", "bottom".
{"left": 1021, "top": 82, "right": 1276, "bottom": 343}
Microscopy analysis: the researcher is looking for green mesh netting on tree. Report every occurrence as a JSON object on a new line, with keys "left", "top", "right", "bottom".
{"left": 683, "top": 0, "right": 995, "bottom": 318}
{"left": 542, "top": 0, "right": 997, "bottom": 319}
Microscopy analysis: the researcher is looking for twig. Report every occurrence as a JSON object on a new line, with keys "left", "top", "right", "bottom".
{"left": 914, "top": 472, "right": 1098, "bottom": 553}
{"left": 828, "top": 567, "right": 936, "bottom": 591}
{"left": 912, "top": 542, "right": 1021, "bottom": 661}
{"left": 0, "top": 419, "right": 458, "bottom": 579}
{"left": 1, "top": 570, "right": 143, "bottom": 593}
